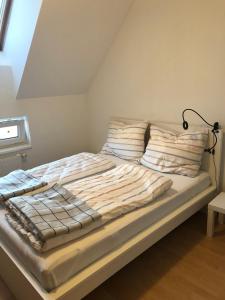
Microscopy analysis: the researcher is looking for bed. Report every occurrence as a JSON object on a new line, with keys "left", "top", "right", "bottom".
{"left": 0, "top": 120, "right": 223, "bottom": 300}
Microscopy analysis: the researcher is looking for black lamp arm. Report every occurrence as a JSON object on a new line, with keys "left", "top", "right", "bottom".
{"left": 182, "top": 108, "right": 220, "bottom": 155}
{"left": 182, "top": 109, "right": 219, "bottom": 131}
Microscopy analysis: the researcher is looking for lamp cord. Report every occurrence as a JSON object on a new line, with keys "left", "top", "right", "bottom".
{"left": 207, "top": 130, "right": 217, "bottom": 154}
{"left": 213, "top": 151, "right": 218, "bottom": 191}
{"left": 212, "top": 133, "right": 218, "bottom": 191}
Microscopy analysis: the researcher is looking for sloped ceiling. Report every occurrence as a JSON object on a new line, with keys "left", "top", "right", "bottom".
{"left": 17, "top": 0, "right": 134, "bottom": 99}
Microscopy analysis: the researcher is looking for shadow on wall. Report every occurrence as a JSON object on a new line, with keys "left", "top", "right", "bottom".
{"left": 0, "top": 65, "right": 15, "bottom": 99}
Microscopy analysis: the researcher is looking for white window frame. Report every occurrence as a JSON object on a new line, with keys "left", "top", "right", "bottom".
{"left": 0, "top": 116, "right": 32, "bottom": 155}
{"left": 0, "top": 0, "right": 12, "bottom": 51}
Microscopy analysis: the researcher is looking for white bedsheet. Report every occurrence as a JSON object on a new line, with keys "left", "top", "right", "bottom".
{"left": 0, "top": 155, "right": 211, "bottom": 291}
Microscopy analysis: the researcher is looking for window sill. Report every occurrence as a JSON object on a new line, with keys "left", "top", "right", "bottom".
{"left": 0, "top": 143, "right": 32, "bottom": 157}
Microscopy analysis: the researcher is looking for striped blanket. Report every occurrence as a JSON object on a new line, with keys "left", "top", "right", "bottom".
{"left": 0, "top": 170, "right": 47, "bottom": 204}
{"left": 27, "top": 152, "right": 116, "bottom": 184}
{"left": 6, "top": 164, "right": 172, "bottom": 251}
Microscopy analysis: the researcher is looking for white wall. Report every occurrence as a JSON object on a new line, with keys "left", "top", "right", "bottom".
{"left": 17, "top": 0, "right": 134, "bottom": 99}
{"left": 87, "top": 0, "right": 225, "bottom": 186}
{"left": 0, "top": 67, "right": 88, "bottom": 176}
{"left": 3, "top": 0, "right": 42, "bottom": 94}
{"left": 0, "top": 0, "right": 134, "bottom": 175}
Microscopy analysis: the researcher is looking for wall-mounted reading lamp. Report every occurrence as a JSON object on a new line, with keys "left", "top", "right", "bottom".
{"left": 182, "top": 108, "right": 219, "bottom": 155}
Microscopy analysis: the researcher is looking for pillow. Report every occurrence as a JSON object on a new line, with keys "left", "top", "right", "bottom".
{"left": 101, "top": 120, "right": 148, "bottom": 163}
{"left": 140, "top": 125, "right": 208, "bottom": 177}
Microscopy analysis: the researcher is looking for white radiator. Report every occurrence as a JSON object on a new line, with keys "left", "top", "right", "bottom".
{"left": 0, "top": 155, "right": 22, "bottom": 176}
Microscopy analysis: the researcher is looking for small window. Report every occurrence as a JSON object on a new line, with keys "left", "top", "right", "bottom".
{"left": 0, "top": 0, "right": 12, "bottom": 50}
{"left": 0, "top": 125, "right": 18, "bottom": 140}
{"left": 0, "top": 116, "right": 32, "bottom": 155}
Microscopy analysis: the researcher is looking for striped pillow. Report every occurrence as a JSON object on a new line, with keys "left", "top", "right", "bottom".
{"left": 101, "top": 120, "right": 148, "bottom": 163}
{"left": 141, "top": 125, "right": 208, "bottom": 177}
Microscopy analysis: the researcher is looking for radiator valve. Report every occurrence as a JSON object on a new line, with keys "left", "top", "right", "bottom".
{"left": 16, "top": 153, "right": 28, "bottom": 161}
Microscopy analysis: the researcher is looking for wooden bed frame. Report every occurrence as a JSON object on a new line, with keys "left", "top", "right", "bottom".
{"left": 0, "top": 120, "right": 223, "bottom": 300}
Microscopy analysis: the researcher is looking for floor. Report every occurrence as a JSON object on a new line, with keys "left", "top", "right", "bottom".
{"left": 84, "top": 212, "right": 225, "bottom": 300}
{"left": 0, "top": 279, "right": 14, "bottom": 300}
{"left": 1, "top": 212, "right": 225, "bottom": 300}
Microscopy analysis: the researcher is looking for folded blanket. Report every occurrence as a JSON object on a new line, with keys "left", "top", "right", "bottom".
{"left": 27, "top": 152, "right": 116, "bottom": 185}
{"left": 6, "top": 164, "right": 172, "bottom": 252}
{"left": 6, "top": 184, "right": 101, "bottom": 250}
{"left": 0, "top": 170, "right": 47, "bottom": 204}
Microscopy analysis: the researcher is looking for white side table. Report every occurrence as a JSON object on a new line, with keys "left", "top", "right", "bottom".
{"left": 207, "top": 192, "right": 225, "bottom": 237}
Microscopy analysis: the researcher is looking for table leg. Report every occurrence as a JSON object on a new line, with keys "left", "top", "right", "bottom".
{"left": 207, "top": 208, "right": 216, "bottom": 237}
{"left": 218, "top": 213, "right": 225, "bottom": 225}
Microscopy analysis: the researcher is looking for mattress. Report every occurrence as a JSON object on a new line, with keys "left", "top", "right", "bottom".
{"left": 0, "top": 155, "right": 211, "bottom": 291}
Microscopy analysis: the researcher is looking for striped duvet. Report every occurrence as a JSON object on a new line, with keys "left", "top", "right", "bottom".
{"left": 6, "top": 164, "right": 172, "bottom": 251}
{"left": 141, "top": 125, "right": 208, "bottom": 177}
{"left": 27, "top": 152, "right": 115, "bottom": 185}
{"left": 101, "top": 120, "right": 148, "bottom": 163}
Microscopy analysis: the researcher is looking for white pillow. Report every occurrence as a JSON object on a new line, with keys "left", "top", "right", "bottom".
{"left": 141, "top": 125, "right": 208, "bottom": 177}
{"left": 101, "top": 120, "right": 148, "bottom": 163}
